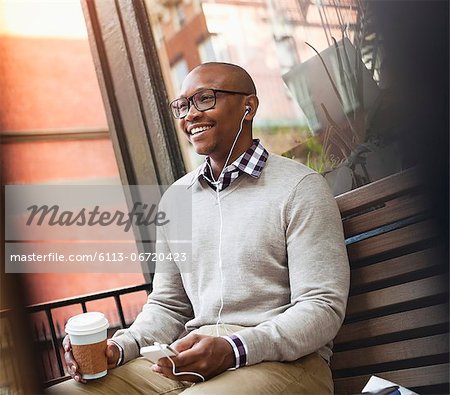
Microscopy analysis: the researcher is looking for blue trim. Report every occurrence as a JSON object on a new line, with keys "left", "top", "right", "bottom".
{"left": 345, "top": 214, "right": 427, "bottom": 245}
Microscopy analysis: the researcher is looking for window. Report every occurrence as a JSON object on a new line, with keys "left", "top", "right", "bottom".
{"left": 145, "top": 0, "right": 447, "bottom": 196}
{"left": 173, "top": 4, "right": 186, "bottom": 30}
{"left": 170, "top": 58, "right": 189, "bottom": 93}
{"left": 198, "top": 36, "right": 216, "bottom": 63}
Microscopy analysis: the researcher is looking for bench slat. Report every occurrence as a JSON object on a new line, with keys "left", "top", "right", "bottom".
{"left": 335, "top": 303, "right": 449, "bottom": 345}
{"left": 336, "top": 168, "right": 421, "bottom": 216}
{"left": 347, "top": 219, "right": 438, "bottom": 262}
{"left": 332, "top": 169, "right": 448, "bottom": 393}
{"left": 350, "top": 248, "right": 443, "bottom": 291}
{"left": 346, "top": 274, "right": 448, "bottom": 317}
{"left": 331, "top": 333, "right": 449, "bottom": 371}
{"left": 343, "top": 193, "right": 429, "bottom": 238}
{"left": 334, "top": 363, "right": 450, "bottom": 395}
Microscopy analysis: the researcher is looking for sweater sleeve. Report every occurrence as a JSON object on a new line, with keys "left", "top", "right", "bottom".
{"left": 111, "top": 221, "right": 194, "bottom": 364}
{"left": 235, "top": 173, "right": 350, "bottom": 365}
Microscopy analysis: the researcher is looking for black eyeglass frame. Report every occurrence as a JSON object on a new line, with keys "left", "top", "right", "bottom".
{"left": 169, "top": 88, "right": 251, "bottom": 119}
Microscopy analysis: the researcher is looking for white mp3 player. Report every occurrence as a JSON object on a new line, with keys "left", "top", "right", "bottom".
{"left": 140, "top": 343, "right": 179, "bottom": 363}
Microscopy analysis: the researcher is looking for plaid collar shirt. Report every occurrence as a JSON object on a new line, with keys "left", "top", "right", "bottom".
{"left": 197, "top": 139, "right": 269, "bottom": 191}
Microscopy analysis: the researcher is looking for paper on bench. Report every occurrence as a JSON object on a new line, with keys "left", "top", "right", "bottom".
{"left": 362, "top": 376, "right": 418, "bottom": 395}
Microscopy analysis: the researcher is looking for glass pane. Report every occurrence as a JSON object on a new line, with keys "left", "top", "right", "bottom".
{"left": 1, "top": 0, "right": 146, "bottom": 351}
{"left": 171, "top": 58, "right": 189, "bottom": 93}
{"left": 145, "top": 0, "right": 412, "bottom": 195}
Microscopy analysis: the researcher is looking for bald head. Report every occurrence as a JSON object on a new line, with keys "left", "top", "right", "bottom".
{"left": 189, "top": 62, "right": 257, "bottom": 95}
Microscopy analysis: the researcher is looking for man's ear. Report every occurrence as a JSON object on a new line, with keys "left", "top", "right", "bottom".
{"left": 245, "top": 95, "right": 259, "bottom": 120}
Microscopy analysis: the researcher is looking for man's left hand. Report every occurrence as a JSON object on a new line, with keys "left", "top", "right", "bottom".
{"left": 151, "top": 334, "right": 235, "bottom": 382}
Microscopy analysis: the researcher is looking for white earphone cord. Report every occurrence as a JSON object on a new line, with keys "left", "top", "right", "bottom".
{"left": 171, "top": 110, "right": 247, "bottom": 380}
{"left": 211, "top": 108, "right": 248, "bottom": 337}
{"left": 158, "top": 346, "right": 206, "bottom": 382}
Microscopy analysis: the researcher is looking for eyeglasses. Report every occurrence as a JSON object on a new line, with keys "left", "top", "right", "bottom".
{"left": 169, "top": 88, "right": 250, "bottom": 119}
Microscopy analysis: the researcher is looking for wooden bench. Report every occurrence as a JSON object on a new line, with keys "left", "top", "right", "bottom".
{"left": 332, "top": 167, "right": 449, "bottom": 394}
{"left": 38, "top": 168, "right": 447, "bottom": 392}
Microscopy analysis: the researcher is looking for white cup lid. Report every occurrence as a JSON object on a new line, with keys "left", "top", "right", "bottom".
{"left": 65, "top": 312, "right": 109, "bottom": 336}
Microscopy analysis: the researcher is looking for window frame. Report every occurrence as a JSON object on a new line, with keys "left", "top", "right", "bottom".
{"left": 82, "top": 0, "right": 186, "bottom": 282}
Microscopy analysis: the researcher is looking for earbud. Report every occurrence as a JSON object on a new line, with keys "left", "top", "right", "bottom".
{"left": 245, "top": 105, "right": 251, "bottom": 114}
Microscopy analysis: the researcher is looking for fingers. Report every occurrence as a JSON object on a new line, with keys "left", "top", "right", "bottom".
{"left": 62, "top": 335, "right": 87, "bottom": 384}
{"left": 152, "top": 334, "right": 203, "bottom": 371}
{"left": 151, "top": 363, "right": 203, "bottom": 383}
{"left": 106, "top": 341, "right": 120, "bottom": 369}
{"left": 106, "top": 346, "right": 115, "bottom": 360}
{"left": 73, "top": 370, "right": 87, "bottom": 384}
{"left": 62, "top": 335, "right": 70, "bottom": 351}
{"left": 171, "top": 333, "right": 201, "bottom": 353}
{"left": 152, "top": 336, "right": 234, "bottom": 383}
{"left": 156, "top": 345, "right": 202, "bottom": 369}
{"left": 152, "top": 339, "right": 207, "bottom": 382}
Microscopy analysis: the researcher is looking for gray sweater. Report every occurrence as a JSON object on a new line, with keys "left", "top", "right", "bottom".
{"left": 113, "top": 154, "right": 350, "bottom": 366}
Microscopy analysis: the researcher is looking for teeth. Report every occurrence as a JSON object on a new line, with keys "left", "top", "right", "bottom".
{"left": 190, "top": 126, "right": 212, "bottom": 135}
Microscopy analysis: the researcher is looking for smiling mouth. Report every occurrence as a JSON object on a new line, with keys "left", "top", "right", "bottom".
{"left": 190, "top": 125, "right": 212, "bottom": 135}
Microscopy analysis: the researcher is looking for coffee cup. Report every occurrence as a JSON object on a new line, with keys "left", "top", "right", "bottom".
{"left": 65, "top": 312, "right": 109, "bottom": 379}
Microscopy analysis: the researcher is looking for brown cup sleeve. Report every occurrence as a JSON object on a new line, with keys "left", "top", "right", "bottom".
{"left": 72, "top": 339, "right": 107, "bottom": 375}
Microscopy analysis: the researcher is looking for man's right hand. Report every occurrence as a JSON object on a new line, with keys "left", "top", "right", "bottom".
{"left": 63, "top": 335, "right": 120, "bottom": 383}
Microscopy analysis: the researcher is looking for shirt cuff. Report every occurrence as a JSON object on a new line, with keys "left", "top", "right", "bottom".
{"left": 221, "top": 334, "right": 248, "bottom": 369}
{"left": 108, "top": 339, "right": 124, "bottom": 366}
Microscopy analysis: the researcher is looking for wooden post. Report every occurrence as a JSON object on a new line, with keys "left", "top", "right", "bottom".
{"left": 81, "top": 0, "right": 186, "bottom": 282}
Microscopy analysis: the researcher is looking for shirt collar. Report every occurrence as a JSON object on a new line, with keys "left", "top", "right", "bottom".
{"left": 190, "top": 139, "right": 269, "bottom": 189}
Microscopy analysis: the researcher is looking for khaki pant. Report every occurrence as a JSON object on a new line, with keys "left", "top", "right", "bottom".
{"left": 47, "top": 325, "right": 333, "bottom": 395}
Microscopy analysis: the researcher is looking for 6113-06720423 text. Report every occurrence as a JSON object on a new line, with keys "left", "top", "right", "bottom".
{"left": 9, "top": 252, "right": 187, "bottom": 263}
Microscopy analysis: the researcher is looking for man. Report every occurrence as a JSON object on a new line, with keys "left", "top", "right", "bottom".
{"left": 53, "top": 62, "right": 349, "bottom": 394}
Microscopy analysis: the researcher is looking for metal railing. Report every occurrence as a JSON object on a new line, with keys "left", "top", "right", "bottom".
{"left": 0, "top": 283, "right": 152, "bottom": 386}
